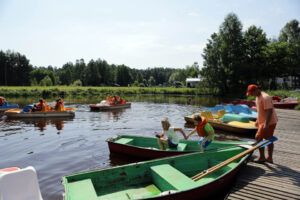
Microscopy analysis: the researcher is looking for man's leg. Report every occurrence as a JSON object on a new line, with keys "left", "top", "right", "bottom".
{"left": 256, "top": 137, "right": 266, "bottom": 162}
{"left": 266, "top": 143, "right": 274, "bottom": 163}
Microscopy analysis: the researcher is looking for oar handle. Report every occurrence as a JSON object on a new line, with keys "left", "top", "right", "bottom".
{"left": 191, "top": 138, "right": 271, "bottom": 181}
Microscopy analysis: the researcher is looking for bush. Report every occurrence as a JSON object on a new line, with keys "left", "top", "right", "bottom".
{"left": 40, "top": 76, "right": 53, "bottom": 86}
{"left": 72, "top": 80, "right": 82, "bottom": 87}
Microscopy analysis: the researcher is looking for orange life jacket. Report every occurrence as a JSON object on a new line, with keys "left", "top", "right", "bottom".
{"left": 0, "top": 97, "right": 5, "bottom": 105}
{"left": 36, "top": 102, "right": 45, "bottom": 110}
{"left": 54, "top": 102, "right": 60, "bottom": 110}
{"left": 106, "top": 96, "right": 112, "bottom": 102}
{"left": 195, "top": 117, "right": 208, "bottom": 137}
{"left": 54, "top": 99, "right": 64, "bottom": 110}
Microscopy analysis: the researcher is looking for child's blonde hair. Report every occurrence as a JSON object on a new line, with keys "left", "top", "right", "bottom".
{"left": 161, "top": 118, "right": 171, "bottom": 131}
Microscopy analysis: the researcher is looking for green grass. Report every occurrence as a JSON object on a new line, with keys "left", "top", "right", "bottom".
{"left": 0, "top": 86, "right": 211, "bottom": 98}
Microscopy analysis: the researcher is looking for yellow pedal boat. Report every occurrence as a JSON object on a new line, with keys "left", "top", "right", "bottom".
{"left": 5, "top": 104, "right": 75, "bottom": 118}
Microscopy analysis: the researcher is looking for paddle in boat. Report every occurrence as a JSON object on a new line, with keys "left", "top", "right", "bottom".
{"left": 90, "top": 95, "right": 131, "bottom": 111}
{"left": 107, "top": 134, "right": 253, "bottom": 159}
{"left": 0, "top": 96, "right": 19, "bottom": 112}
{"left": 185, "top": 111, "right": 258, "bottom": 135}
{"left": 62, "top": 137, "right": 277, "bottom": 200}
{"left": 4, "top": 103, "right": 75, "bottom": 118}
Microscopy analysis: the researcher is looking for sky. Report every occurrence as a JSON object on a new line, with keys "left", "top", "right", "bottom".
{"left": 0, "top": 0, "right": 299, "bottom": 69}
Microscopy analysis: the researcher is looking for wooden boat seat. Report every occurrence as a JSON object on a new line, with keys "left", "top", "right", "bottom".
{"left": 67, "top": 179, "right": 97, "bottom": 200}
{"left": 166, "top": 143, "right": 187, "bottom": 151}
{"left": 99, "top": 184, "right": 161, "bottom": 200}
{"left": 151, "top": 164, "right": 197, "bottom": 191}
{"left": 114, "top": 138, "right": 134, "bottom": 145}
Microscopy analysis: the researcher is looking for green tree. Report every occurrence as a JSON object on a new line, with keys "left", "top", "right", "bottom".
{"left": 85, "top": 60, "right": 101, "bottom": 86}
{"left": 148, "top": 76, "right": 156, "bottom": 86}
{"left": 279, "top": 19, "right": 300, "bottom": 43}
{"left": 263, "top": 41, "right": 290, "bottom": 89}
{"left": 40, "top": 75, "right": 53, "bottom": 86}
{"left": 279, "top": 19, "right": 300, "bottom": 87}
{"left": 185, "top": 62, "right": 199, "bottom": 78}
{"left": 244, "top": 25, "right": 269, "bottom": 85}
{"left": 168, "top": 70, "right": 186, "bottom": 85}
{"left": 116, "top": 65, "right": 133, "bottom": 86}
{"left": 0, "top": 50, "right": 32, "bottom": 86}
{"left": 136, "top": 72, "right": 143, "bottom": 83}
{"left": 201, "top": 13, "right": 245, "bottom": 95}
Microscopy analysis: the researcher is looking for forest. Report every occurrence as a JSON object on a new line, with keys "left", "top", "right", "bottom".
{"left": 1, "top": 13, "right": 299, "bottom": 95}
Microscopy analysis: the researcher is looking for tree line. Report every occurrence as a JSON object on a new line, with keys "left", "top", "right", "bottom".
{"left": 1, "top": 13, "right": 299, "bottom": 96}
{"left": 201, "top": 13, "right": 300, "bottom": 95}
{"left": 0, "top": 51, "right": 199, "bottom": 87}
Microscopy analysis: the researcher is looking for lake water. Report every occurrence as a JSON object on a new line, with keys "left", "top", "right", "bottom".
{"left": 0, "top": 95, "right": 253, "bottom": 200}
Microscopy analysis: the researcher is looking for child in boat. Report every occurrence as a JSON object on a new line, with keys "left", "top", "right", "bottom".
{"left": 106, "top": 95, "right": 112, "bottom": 102}
{"left": 0, "top": 97, "right": 7, "bottom": 106}
{"left": 186, "top": 114, "right": 215, "bottom": 151}
{"left": 32, "top": 99, "right": 45, "bottom": 112}
{"left": 52, "top": 98, "right": 64, "bottom": 110}
{"left": 157, "top": 118, "right": 187, "bottom": 150}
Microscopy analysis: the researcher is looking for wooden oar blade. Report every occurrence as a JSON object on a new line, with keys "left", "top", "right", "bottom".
{"left": 258, "top": 136, "right": 278, "bottom": 148}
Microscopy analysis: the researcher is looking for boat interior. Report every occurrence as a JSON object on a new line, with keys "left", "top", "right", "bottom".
{"left": 63, "top": 147, "right": 247, "bottom": 200}
{"left": 110, "top": 135, "right": 246, "bottom": 152}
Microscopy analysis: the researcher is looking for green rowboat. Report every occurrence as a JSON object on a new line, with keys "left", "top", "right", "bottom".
{"left": 107, "top": 134, "right": 251, "bottom": 159}
{"left": 62, "top": 146, "right": 252, "bottom": 200}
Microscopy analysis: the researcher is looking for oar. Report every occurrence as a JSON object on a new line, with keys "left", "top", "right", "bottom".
{"left": 191, "top": 136, "right": 277, "bottom": 181}
{"left": 204, "top": 142, "right": 255, "bottom": 152}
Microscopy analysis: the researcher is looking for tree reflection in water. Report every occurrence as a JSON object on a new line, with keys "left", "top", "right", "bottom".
{"left": 16, "top": 118, "right": 71, "bottom": 132}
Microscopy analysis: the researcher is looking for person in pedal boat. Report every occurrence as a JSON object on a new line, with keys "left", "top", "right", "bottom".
{"left": 186, "top": 115, "right": 215, "bottom": 151}
{"left": 32, "top": 98, "right": 45, "bottom": 112}
{"left": 157, "top": 118, "right": 187, "bottom": 150}
{"left": 52, "top": 98, "right": 64, "bottom": 110}
{"left": 0, "top": 96, "right": 7, "bottom": 106}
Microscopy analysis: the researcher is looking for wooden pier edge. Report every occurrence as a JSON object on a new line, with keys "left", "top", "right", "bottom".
{"left": 226, "top": 109, "right": 300, "bottom": 200}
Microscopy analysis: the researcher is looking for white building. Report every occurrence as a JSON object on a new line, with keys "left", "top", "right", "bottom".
{"left": 186, "top": 77, "right": 201, "bottom": 88}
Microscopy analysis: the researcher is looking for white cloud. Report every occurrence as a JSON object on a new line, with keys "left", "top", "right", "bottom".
{"left": 188, "top": 12, "right": 200, "bottom": 17}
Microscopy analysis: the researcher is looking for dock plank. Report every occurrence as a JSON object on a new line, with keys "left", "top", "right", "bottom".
{"left": 226, "top": 109, "right": 300, "bottom": 200}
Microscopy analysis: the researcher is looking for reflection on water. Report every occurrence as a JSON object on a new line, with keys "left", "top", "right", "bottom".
{"left": 0, "top": 95, "right": 253, "bottom": 200}
{"left": 2, "top": 117, "right": 73, "bottom": 132}
{"left": 91, "top": 108, "right": 127, "bottom": 122}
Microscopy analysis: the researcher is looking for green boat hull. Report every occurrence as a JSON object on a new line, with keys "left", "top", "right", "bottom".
{"left": 107, "top": 135, "right": 250, "bottom": 159}
{"left": 62, "top": 147, "right": 251, "bottom": 200}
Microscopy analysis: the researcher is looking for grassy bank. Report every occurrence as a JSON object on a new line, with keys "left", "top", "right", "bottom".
{"left": 0, "top": 86, "right": 213, "bottom": 98}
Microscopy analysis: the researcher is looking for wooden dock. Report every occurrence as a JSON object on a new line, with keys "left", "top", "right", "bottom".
{"left": 226, "top": 109, "right": 300, "bottom": 200}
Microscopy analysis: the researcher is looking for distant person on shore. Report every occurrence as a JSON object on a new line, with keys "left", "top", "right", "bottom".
{"left": 247, "top": 84, "right": 278, "bottom": 163}
{"left": 187, "top": 97, "right": 191, "bottom": 105}
{"left": 157, "top": 118, "right": 187, "bottom": 150}
{"left": 186, "top": 115, "right": 214, "bottom": 151}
